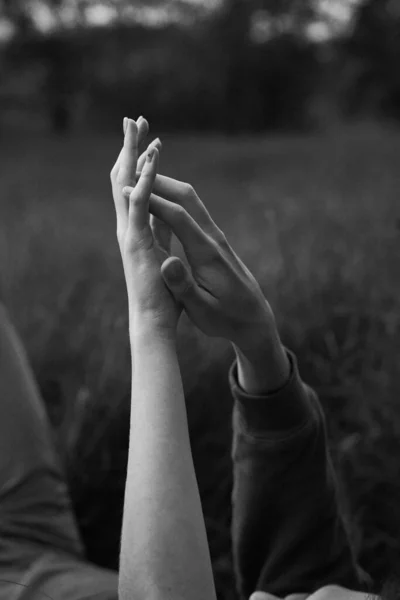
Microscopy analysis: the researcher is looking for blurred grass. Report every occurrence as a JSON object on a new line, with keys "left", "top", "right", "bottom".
{"left": 0, "top": 125, "right": 399, "bottom": 597}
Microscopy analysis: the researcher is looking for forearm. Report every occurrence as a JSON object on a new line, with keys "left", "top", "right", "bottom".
{"left": 229, "top": 330, "right": 364, "bottom": 597}
{"left": 119, "top": 321, "right": 217, "bottom": 600}
{"left": 231, "top": 383, "right": 362, "bottom": 597}
{"left": 232, "top": 318, "right": 290, "bottom": 395}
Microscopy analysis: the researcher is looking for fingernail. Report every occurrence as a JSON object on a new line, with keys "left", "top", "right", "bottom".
{"left": 123, "top": 117, "right": 128, "bottom": 133}
{"left": 154, "top": 137, "right": 162, "bottom": 146}
{"left": 147, "top": 148, "right": 156, "bottom": 162}
{"left": 137, "top": 115, "right": 143, "bottom": 124}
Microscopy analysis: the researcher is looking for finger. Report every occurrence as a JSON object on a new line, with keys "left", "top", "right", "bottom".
{"left": 111, "top": 116, "right": 127, "bottom": 178}
{"left": 122, "top": 189, "right": 216, "bottom": 266}
{"left": 111, "top": 149, "right": 128, "bottom": 232}
{"left": 125, "top": 115, "right": 148, "bottom": 139}
{"left": 137, "top": 116, "right": 149, "bottom": 148}
{"left": 111, "top": 145, "right": 124, "bottom": 180}
{"left": 114, "top": 116, "right": 131, "bottom": 175}
{"left": 128, "top": 146, "right": 159, "bottom": 232}
{"left": 250, "top": 593, "right": 281, "bottom": 600}
{"left": 112, "top": 117, "right": 149, "bottom": 177}
{"left": 150, "top": 210, "right": 172, "bottom": 254}
{"left": 161, "top": 257, "right": 210, "bottom": 310}
{"left": 138, "top": 137, "right": 162, "bottom": 172}
{"left": 134, "top": 172, "right": 219, "bottom": 236}
{"left": 117, "top": 118, "right": 138, "bottom": 187}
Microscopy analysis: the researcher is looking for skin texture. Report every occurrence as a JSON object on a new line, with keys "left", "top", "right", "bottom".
{"left": 111, "top": 118, "right": 217, "bottom": 600}
{"left": 122, "top": 121, "right": 291, "bottom": 393}
{"left": 111, "top": 117, "right": 370, "bottom": 600}
{"left": 110, "top": 118, "right": 181, "bottom": 338}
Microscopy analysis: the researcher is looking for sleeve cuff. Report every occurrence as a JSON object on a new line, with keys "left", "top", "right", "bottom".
{"left": 228, "top": 349, "right": 318, "bottom": 436}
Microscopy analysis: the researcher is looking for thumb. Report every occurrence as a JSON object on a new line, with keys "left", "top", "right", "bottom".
{"left": 161, "top": 257, "right": 212, "bottom": 330}
{"left": 161, "top": 257, "right": 196, "bottom": 299}
{"left": 250, "top": 593, "right": 281, "bottom": 600}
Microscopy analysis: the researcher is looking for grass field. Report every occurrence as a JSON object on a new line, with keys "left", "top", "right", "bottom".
{"left": 1, "top": 124, "right": 400, "bottom": 597}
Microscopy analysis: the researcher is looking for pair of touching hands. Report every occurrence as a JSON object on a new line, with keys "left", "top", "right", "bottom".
{"left": 110, "top": 119, "right": 370, "bottom": 600}
{"left": 110, "top": 115, "right": 277, "bottom": 349}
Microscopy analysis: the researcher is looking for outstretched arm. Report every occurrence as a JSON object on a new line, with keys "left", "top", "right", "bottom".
{"left": 111, "top": 118, "right": 217, "bottom": 600}
{"left": 230, "top": 343, "right": 366, "bottom": 599}
{"left": 123, "top": 166, "right": 369, "bottom": 597}
{"left": 123, "top": 325, "right": 216, "bottom": 600}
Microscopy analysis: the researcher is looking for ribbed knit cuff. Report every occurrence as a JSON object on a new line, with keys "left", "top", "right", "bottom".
{"left": 229, "top": 349, "right": 317, "bottom": 436}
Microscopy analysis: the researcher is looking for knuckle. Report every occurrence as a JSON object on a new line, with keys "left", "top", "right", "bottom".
{"left": 183, "top": 183, "right": 195, "bottom": 198}
{"left": 129, "top": 192, "right": 142, "bottom": 207}
{"left": 210, "top": 238, "right": 223, "bottom": 260}
{"left": 123, "top": 235, "right": 139, "bottom": 255}
{"left": 213, "top": 227, "right": 229, "bottom": 248}
{"left": 172, "top": 204, "right": 187, "bottom": 222}
{"left": 141, "top": 172, "right": 153, "bottom": 185}
{"left": 206, "top": 235, "right": 230, "bottom": 266}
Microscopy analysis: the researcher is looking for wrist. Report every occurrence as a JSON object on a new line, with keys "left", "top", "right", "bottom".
{"left": 129, "top": 313, "right": 178, "bottom": 348}
{"left": 232, "top": 324, "right": 290, "bottom": 395}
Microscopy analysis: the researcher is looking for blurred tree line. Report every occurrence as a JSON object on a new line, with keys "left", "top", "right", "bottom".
{"left": 0, "top": 0, "right": 399, "bottom": 134}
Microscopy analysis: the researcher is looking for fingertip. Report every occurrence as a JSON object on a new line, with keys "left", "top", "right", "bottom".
{"left": 122, "top": 186, "right": 134, "bottom": 197}
{"left": 128, "top": 118, "right": 138, "bottom": 135}
{"left": 152, "top": 146, "right": 160, "bottom": 168}
{"left": 161, "top": 257, "right": 185, "bottom": 285}
{"left": 145, "top": 145, "right": 159, "bottom": 166}
{"left": 146, "top": 138, "right": 161, "bottom": 153}
{"left": 137, "top": 115, "right": 149, "bottom": 130}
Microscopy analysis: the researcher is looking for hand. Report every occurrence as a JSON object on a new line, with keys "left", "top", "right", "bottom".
{"left": 112, "top": 116, "right": 171, "bottom": 266}
{"left": 122, "top": 171, "right": 284, "bottom": 354}
{"left": 110, "top": 117, "right": 183, "bottom": 339}
{"left": 250, "top": 585, "right": 377, "bottom": 600}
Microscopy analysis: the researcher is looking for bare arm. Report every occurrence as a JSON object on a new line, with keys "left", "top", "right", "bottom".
{"left": 111, "top": 117, "right": 217, "bottom": 600}
{"left": 124, "top": 166, "right": 370, "bottom": 597}
{"left": 119, "top": 322, "right": 217, "bottom": 600}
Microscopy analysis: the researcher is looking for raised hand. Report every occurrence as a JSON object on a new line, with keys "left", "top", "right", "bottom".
{"left": 110, "top": 118, "right": 182, "bottom": 338}
{"left": 123, "top": 172, "right": 281, "bottom": 353}
{"left": 132, "top": 117, "right": 172, "bottom": 267}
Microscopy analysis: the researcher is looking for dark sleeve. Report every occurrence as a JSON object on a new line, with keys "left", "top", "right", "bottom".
{"left": 228, "top": 349, "right": 371, "bottom": 600}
